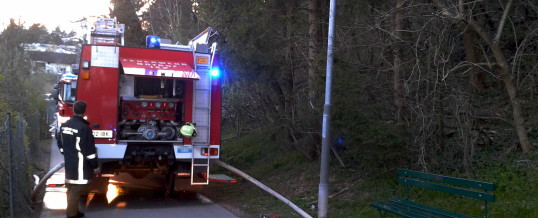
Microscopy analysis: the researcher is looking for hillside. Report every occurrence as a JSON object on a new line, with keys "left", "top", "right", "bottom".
{"left": 203, "top": 129, "right": 538, "bottom": 217}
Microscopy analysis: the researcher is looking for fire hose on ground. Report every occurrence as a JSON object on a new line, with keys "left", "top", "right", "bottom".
{"left": 215, "top": 160, "right": 313, "bottom": 218}
{"left": 31, "top": 162, "right": 65, "bottom": 202}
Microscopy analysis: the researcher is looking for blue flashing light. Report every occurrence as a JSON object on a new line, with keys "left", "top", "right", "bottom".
{"left": 146, "top": 35, "right": 161, "bottom": 48}
{"left": 210, "top": 68, "right": 220, "bottom": 77}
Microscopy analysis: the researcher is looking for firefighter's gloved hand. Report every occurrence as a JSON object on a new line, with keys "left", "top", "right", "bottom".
{"left": 93, "top": 168, "right": 101, "bottom": 175}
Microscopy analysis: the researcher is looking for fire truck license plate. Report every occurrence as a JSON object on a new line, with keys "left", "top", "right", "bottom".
{"left": 92, "top": 130, "right": 113, "bottom": 138}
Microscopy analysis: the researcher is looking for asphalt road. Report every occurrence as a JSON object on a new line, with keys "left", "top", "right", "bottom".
{"left": 40, "top": 137, "right": 239, "bottom": 218}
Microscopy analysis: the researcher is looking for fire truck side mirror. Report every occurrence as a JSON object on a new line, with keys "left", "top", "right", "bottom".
{"left": 52, "top": 84, "right": 59, "bottom": 101}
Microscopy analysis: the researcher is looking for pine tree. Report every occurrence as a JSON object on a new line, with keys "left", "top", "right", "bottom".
{"left": 110, "top": 0, "right": 147, "bottom": 46}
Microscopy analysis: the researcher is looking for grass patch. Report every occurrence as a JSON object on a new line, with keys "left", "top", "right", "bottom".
{"left": 205, "top": 128, "right": 538, "bottom": 217}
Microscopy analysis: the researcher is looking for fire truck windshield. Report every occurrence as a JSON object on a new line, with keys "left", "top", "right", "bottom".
{"left": 61, "top": 82, "right": 77, "bottom": 102}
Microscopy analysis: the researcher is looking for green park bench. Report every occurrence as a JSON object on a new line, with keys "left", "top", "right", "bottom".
{"left": 371, "top": 169, "right": 496, "bottom": 218}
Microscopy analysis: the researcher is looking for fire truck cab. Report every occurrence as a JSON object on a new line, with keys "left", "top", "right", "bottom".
{"left": 76, "top": 18, "right": 222, "bottom": 191}
{"left": 52, "top": 73, "right": 78, "bottom": 133}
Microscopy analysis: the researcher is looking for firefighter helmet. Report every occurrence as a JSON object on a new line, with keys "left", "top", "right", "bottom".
{"left": 180, "top": 122, "right": 197, "bottom": 138}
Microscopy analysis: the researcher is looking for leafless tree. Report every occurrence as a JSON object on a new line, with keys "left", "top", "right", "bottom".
{"left": 433, "top": 0, "right": 532, "bottom": 153}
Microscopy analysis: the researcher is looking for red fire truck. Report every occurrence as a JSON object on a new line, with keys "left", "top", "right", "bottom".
{"left": 53, "top": 73, "right": 78, "bottom": 133}
{"left": 69, "top": 18, "right": 224, "bottom": 192}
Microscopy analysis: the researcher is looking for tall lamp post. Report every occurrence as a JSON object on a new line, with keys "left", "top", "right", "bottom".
{"left": 318, "top": 0, "right": 336, "bottom": 217}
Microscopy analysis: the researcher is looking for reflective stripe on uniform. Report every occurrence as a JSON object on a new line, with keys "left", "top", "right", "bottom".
{"left": 65, "top": 179, "right": 89, "bottom": 184}
{"left": 61, "top": 127, "right": 79, "bottom": 135}
{"left": 76, "top": 137, "right": 84, "bottom": 182}
{"left": 86, "top": 154, "right": 96, "bottom": 159}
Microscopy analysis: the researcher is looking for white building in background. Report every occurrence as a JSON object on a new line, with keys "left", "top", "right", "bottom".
{"left": 24, "top": 43, "right": 79, "bottom": 74}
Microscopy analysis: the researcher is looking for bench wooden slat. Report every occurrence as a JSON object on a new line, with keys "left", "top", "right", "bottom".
{"left": 379, "top": 200, "right": 447, "bottom": 218}
{"left": 371, "top": 200, "right": 433, "bottom": 218}
{"left": 397, "top": 169, "right": 495, "bottom": 191}
{"left": 398, "top": 177, "right": 496, "bottom": 202}
{"left": 371, "top": 198, "right": 470, "bottom": 218}
{"left": 390, "top": 198, "right": 470, "bottom": 218}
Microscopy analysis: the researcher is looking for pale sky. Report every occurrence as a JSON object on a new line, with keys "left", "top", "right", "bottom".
{"left": 0, "top": 0, "right": 112, "bottom": 33}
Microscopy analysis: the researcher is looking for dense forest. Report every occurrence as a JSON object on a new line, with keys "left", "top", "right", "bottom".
{"left": 109, "top": 0, "right": 538, "bottom": 173}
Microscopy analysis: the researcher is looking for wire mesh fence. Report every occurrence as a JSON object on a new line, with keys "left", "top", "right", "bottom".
{"left": 0, "top": 108, "right": 53, "bottom": 218}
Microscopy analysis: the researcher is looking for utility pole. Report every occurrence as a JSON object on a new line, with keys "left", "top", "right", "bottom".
{"left": 318, "top": 0, "right": 336, "bottom": 217}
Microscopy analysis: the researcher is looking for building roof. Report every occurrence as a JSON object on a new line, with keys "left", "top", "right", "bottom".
{"left": 27, "top": 51, "right": 78, "bottom": 65}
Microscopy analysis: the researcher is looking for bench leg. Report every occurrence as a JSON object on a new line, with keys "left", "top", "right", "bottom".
{"left": 376, "top": 209, "right": 387, "bottom": 218}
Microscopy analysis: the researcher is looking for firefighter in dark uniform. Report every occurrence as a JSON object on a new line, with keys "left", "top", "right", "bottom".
{"left": 56, "top": 101, "right": 99, "bottom": 218}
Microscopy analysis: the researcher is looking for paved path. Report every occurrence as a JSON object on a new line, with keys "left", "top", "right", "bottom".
{"left": 40, "top": 137, "right": 238, "bottom": 218}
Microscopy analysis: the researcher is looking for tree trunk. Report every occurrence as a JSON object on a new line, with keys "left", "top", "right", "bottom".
{"left": 308, "top": 0, "right": 321, "bottom": 103}
{"left": 393, "top": 0, "right": 406, "bottom": 122}
{"left": 284, "top": 0, "right": 298, "bottom": 120}
{"left": 467, "top": 20, "right": 532, "bottom": 153}
{"left": 463, "top": 29, "right": 485, "bottom": 91}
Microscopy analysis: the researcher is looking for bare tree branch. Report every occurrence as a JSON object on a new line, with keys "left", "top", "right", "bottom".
{"left": 434, "top": 0, "right": 533, "bottom": 153}
{"left": 494, "top": 0, "right": 513, "bottom": 44}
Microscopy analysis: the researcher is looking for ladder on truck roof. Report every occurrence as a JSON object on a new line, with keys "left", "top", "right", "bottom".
{"left": 190, "top": 53, "right": 212, "bottom": 185}
{"left": 90, "top": 18, "right": 125, "bottom": 46}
